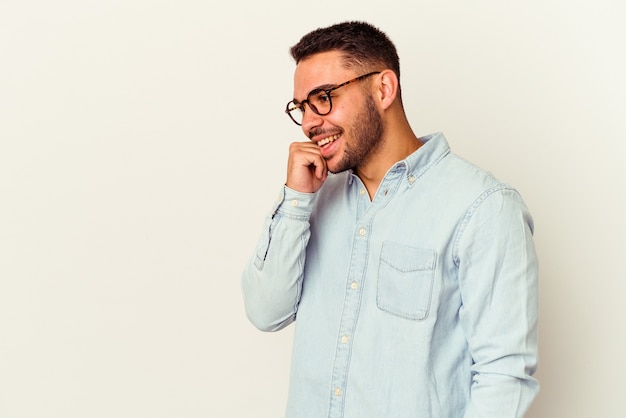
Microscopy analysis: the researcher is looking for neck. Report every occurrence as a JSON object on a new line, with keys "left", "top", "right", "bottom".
{"left": 356, "top": 123, "right": 421, "bottom": 200}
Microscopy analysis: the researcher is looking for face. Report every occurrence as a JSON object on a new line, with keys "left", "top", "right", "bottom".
{"left": 293, "top": 51, "right": 385, "bottom": 174}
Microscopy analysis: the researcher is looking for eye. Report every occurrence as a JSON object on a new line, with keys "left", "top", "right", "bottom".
{"left": 310, "top": 90, "right": 331, "bottom": 105}
{"left": 318, "top": 92, "right": 331, "bottom": 103}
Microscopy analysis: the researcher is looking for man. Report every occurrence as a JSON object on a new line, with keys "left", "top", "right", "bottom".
{"left": 242, "top": 21, "right": 539, "bottom": 418}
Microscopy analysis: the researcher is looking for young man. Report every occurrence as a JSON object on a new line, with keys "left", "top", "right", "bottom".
{"left": 242, "top": 21, "right": 539, "bottom": 417}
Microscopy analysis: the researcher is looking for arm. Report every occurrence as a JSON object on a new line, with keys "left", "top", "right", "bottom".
{"left": 456, "top": 187, "right": 539, "bottom": 417}
{"left": 241, "top": 186, "right": 316, "bottom": 332}
{"left": 241, "top": 141, "right": 327, "bottom": 332}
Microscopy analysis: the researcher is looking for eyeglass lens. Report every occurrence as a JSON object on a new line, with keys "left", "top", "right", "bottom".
{"left": 287, "top": 89, "right": 332, "bottom": 125}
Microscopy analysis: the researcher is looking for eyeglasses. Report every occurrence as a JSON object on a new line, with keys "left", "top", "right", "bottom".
{"left": 285, "top": 71, "right": 381, "bottom": 126}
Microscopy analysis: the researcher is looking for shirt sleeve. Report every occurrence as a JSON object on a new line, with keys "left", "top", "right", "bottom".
{"left": 455, "top": 187, "right": 540, "bottom": 418}
{"left": 241, "top": 185, "right": 317, "bottom": 332}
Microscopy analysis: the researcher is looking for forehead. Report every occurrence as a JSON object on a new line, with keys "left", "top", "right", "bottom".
{"left": 293, "top": 50, "right": 353, "bottom": 99}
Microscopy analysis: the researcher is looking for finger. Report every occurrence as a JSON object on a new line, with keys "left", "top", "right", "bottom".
{"left": 313, "top": 156, "right": 328, "bottom": 179}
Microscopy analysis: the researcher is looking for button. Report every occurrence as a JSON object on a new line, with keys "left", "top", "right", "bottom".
{"left": 334, "top": 387, "right": 342, "bottom": 396}
{"left": 408, "top": 175, "right": 416, "bottom": 184}
{"left": 341, "top": 335, "right": 349, "bottom": 344}
{"left": 359, "top": 188, "right": 366, "bottom": 196}
{"left": 350, "top": 281, "right": 358, "bottom": 290}
{"left": 359, "top": 228, "right": 366, "bottom": 236}
{"left": 290, "top": 200, "right": 298, "bottom": 207}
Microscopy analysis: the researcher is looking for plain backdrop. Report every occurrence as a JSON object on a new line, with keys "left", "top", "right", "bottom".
{"left": 1, "top": 1, "right": 624, "bottom": 417}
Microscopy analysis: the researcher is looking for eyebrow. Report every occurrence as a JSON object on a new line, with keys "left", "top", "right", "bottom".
{"left": 313, "top": 83, "right": 336, "bottom": 91}
{"left": 293, "top": 83, "right": 338, "bottom": 102}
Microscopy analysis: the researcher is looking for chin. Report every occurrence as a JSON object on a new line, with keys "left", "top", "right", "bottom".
{"left": 327, "top": 162, "right": 350, "bottom": 175}
{"left": 324, "top": 156, "right": 338, "bottom": 173}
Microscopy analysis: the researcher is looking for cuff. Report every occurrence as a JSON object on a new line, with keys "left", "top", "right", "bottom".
{"left": 271, "top": 185, "right": 317, "bottom": 218}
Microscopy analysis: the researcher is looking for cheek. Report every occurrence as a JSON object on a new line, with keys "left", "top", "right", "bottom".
{"left": 325, "top": 105, "right": 352, "bottom": 129}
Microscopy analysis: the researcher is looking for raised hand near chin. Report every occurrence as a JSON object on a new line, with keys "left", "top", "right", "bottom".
{"left": 285, "top": 141, "right": 328, "bottom": 194}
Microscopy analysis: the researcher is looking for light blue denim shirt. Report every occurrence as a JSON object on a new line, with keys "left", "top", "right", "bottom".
{"left": 242, "top": 132, "right": 539, "bottom": 418}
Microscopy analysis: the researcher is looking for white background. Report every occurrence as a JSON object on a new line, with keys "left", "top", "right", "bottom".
{"left": 1, "top": 1, "right": 624, "bottom": 417}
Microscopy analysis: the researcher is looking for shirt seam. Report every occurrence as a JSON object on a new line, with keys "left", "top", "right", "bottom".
{"left": 452, "top": 185, "right": 516, "bottom": 267}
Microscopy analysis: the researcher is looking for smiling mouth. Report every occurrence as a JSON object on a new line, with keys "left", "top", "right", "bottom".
{"left": 317, "top": 134, "right": 340, "bottom": 147}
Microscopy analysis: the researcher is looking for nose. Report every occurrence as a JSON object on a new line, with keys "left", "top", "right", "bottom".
{"left": 301, "top": 106, "right": 324, "bottom": 134}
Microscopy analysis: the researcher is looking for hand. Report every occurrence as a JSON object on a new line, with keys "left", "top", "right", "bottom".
{"left": 285, "top": 141, "right": 328, "bottom": 193}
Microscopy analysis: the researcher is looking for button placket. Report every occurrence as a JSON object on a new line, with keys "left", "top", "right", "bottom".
{"left": 328, "top": 172, "right": 402, "bottom": 417}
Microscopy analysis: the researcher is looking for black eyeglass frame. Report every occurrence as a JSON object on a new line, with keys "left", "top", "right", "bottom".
{"left": 285, "top": 71, "right": 381, "bottom": 126}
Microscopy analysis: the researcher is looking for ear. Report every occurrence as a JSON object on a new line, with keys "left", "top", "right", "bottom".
{"left": 376, "top": 70, "right": 399, "bottom": 110}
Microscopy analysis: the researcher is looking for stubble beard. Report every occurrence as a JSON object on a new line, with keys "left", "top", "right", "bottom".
{"left": 328, "top": 95, "right": 385, "bottom": 174}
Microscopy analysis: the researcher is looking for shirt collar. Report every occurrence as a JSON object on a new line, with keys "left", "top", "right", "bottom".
{"left": 401, "top": 132, "right": 450, "bottom": 186}
{"left": 346, "top": 132, "right": 450, "bottom": 186}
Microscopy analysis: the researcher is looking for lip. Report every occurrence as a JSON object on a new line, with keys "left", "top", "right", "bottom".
{"left": 312, "top": 134, "right": 341, "bottom": 159}
{"left": 316, "top": 134, "right": 341, "bottom": 159}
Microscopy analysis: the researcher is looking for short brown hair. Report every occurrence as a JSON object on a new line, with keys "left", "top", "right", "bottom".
{"left": 290, "top": 21, "right": 401, "bottom": 82}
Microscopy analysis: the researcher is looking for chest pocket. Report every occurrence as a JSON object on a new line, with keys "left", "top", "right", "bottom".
{"left": 377, "top": 241, "right": 437, "bottom": 321}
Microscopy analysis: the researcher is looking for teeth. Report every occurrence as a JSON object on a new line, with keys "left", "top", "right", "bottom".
{"left": 317, "top": 134, "right": 339, "bottom": 147}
